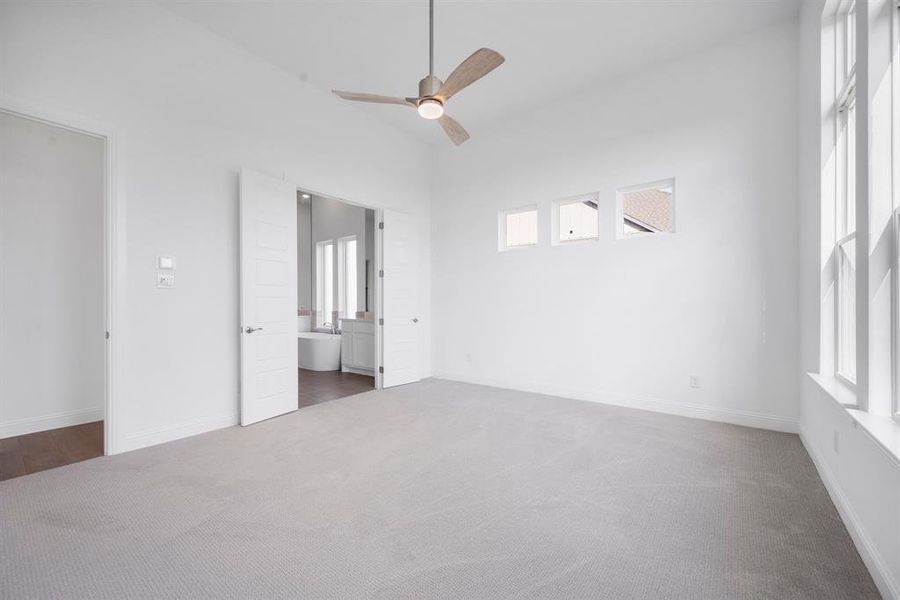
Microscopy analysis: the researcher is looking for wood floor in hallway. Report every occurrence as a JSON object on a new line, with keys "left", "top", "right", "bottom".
{"left": 0, "top": 421, "right": 103, "bottom": 481}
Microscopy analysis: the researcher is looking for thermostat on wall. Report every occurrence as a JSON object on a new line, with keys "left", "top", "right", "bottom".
{"left": 157, "top": 256, "right": 176, "bottom": 270}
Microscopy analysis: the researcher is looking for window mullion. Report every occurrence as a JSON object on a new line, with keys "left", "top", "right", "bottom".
{"left": 836, "top": 231, "right": 857, "bottom": 247}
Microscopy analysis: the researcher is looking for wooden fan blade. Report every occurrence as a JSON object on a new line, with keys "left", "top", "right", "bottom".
{"left": 438, "top": 114, "right": 470, "bottom": 146}
{"left": 333, "top": 90, "right": 414, "bottom": 107}
{"left": 436, "top": 48, "right": 505, "bottom": 100}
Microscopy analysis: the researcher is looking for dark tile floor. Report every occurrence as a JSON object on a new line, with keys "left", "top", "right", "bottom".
{"left": 0, "top": 421, "right": 103, "bottom": 481}
{"left": 299, "top": 369, "right": 375, "bottom": 408}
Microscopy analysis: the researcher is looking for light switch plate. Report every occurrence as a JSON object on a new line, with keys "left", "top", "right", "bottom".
{"left": 157, "top": 272, "right": 175, "bottom": 289}
{"left": 157, "top": 256, "right": 176, "bottom": 270}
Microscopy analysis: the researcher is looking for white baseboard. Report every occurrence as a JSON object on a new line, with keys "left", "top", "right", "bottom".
{"left": 0, "top": 407, "right": 104, "bottom": 440}
{"left": 119, "top": 411, "right": 238, "bottom": 454}
{"left": 342, "top": 366, "right": 375, "bottom": 377}
{"left": 431, "top": 372, "right": 798, "bottom": 433}
{"left": 800, "top": 429, "right": 899, "bottom": 600}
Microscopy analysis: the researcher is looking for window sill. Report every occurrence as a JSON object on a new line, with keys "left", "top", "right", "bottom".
{"left": 552, "top": 237, "right": 599, "bottom": 246}
{"left": 808, "top": 372, "right": 858, "bottom": 408}
{"left": 498, "top": 244, "right": 537, "bottom": 252}
{"left": 807, "top": 372, "right": 900, "bottom": 470}
{"left": 844, "top": 410, "right": 900, "bottom": 469}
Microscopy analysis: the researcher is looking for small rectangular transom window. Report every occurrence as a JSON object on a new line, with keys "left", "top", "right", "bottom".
{"left": 618, "top": 179, "right": 675, "bottom": 238}
{"left": 553, "top": 194, "right": 599, "bottom": 244}
{"left": 499, "top": 207, "right": 538, "bottom": 250}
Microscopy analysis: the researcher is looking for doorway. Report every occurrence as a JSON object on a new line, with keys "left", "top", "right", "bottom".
{"left": 0, "top": 110, "right": 110, "bottom": 479}
{"left": 297, "top": 191, "right": 377, "bottom": 407}
{"left": 238, "top": 168, "right": 422, "bottom": 425}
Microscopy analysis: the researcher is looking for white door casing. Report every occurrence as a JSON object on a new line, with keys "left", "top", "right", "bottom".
{"left": 239, "top": 168, "right": 298, "bottom": 425}
{"left": 381, "top": 210, "right": 421, "bottom": 388}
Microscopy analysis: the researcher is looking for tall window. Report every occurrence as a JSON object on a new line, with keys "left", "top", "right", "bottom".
{"left": 835, "top": 1, "right": 857, "bottom": 385}
{"left": 338, "top": 235, "right": 357, "bottom": 319}
{"left": 315, "top": 240, "right": 334, "bottom": 328}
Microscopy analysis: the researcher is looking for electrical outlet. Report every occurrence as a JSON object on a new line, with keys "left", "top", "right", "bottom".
{"left": 466, "top": 352, "right": 473, "bottom": 364}
{"left": 689, "top": 375, "right": 700, "bottom": 389}
{"left": 833, "top": 430, "right": 840, "bottom": 454}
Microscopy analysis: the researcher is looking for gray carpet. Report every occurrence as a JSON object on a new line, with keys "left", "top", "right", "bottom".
{"left": 0, "top": 379, "right": 879, "bottom": 599}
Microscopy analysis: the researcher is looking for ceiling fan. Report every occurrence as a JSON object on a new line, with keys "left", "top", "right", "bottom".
{"left": 332, "top": 0, "right": 504, "bottom": 146}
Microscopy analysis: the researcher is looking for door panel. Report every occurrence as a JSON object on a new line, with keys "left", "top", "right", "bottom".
{"left": 240, "top": 168, "right": 298, "bottom": 426}
{"left": 382, "top": 210, "right": 420, "bottom": 388}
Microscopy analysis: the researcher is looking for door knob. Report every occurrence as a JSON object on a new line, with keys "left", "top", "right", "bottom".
{"left": 245, "top": 326, "right": 264, "bottom": 334}
{"left": 411, "top": 318, "right": 419, "bottom": 323}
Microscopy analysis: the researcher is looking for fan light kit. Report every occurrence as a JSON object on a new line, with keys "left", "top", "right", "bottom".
{"left": 417, "top": 98, "right": 444, "bottom": 120}
{"left": 332, "top": 0, "right": 504, "bottom": 145}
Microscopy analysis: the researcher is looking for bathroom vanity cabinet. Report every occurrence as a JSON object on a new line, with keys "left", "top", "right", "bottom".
{"left": 339, "top": 318, "right": 375, "bottom": 376}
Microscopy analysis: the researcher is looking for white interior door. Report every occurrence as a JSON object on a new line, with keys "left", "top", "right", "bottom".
{"left": 381, "top": 210, "right": 421, "bottom": 388}
{"left": 239, "top": 168, "right": 298, "bottom": 426}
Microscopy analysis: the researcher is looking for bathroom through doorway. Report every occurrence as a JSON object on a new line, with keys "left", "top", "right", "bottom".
{"left": 296, "top": 191, "right": 377, "bottom": 407}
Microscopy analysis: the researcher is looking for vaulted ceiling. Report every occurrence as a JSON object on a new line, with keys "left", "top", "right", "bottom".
{"left": 159, "top": 0, "right": 801, "bottom": 145}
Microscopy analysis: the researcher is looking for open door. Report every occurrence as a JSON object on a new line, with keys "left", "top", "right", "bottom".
{"left": 381, "top": 210, "right": 421, "bottom": 388}
{"left": 239, "top": 168, "right": 298, "bottom": 425}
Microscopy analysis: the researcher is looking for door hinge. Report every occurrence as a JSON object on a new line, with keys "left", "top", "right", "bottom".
{"left": 378, "top": 318, "right": 384, "bottom": 325}
{"left": 379, "top": 222, "right": 384, "bottom": 230}
{"left": 378, "top": 269, "right": 384, "bottom": 278}
{"left": 379, "top": 366, "right": 384, "bottom": 374}
{"left": 105, "top": 331, "right": 110, "bottom": 340}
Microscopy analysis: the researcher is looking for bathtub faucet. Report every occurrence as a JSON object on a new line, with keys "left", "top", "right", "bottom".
{"left": 324, "top": 322, "right": 340, "bottom": 335}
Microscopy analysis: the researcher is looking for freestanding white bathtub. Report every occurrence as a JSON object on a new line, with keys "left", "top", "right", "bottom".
{"left": 297, "top": 332, "right": 342, "bottom": 371}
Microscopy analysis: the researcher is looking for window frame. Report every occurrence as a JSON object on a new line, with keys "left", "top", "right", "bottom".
{"left": 894, "top": 207, "right": 900, "bottom": 420}
{"left": 498, "top": 205, "right": 539, "bottom": 251}
{"left": 315, "top": 239, "right": 334, "bottom": 328}
{"left": 337, "top": 235, "right": 358, "bottom": 320}
{"left": 836, "top": 1, "right": 856, "bottom": 85}
{"left": 833, "top": 1, "right": 858, "bottom": 389}
{"left": 836, "top": 83, "right": 857, "bottom": 237}
{"left": 835, "top": 230, "right": 857, "bottom": 387}
{"left": 615, "top": 178, "right": 676, "bottom": 239}
{"left": 551, "top": 193, "right": 600, "bottom": 246}
{"left": 892, "top": 0, "right": 900, "bottom": 421}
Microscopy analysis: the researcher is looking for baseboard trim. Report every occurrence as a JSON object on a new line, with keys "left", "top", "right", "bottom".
{"left": 120, "top": 412, "right": 238, "bottom": 454}
{"left": 431, "top": 372, "right": 798, "bottom": 433}
{"left": 0, "top": 407, "right": 104, "bottom": 440}
{"left": 342, "top": 366, "right": 375, "bottom": 377}
{"left": 800, "top": 428, "right": 899, "bottom": 600}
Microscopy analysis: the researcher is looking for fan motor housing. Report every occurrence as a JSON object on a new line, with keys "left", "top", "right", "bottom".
{"left": 418, "top": 75, "right": 443, "bottom": 99}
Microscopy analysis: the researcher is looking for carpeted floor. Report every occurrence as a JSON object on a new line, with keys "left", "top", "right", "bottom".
{"left": 0, "top": 379, "right": 879, "bottom": 599}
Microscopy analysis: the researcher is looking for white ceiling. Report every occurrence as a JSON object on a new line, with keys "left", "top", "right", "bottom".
{"left": 159, "top": 0, "right": 801, "bottom": 146}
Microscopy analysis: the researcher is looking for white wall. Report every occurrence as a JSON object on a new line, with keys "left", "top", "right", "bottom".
{"left": 0, "top": 113, "right": 105, "bottom": 438}
{"left": 800, "top": 380, "right": 900, "bottom": 599}
{"left": 431, "top": 20, "right": 801, "bottom": 431}
{"left": 0, "top": 0, "right": 432, "bottom": 453}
